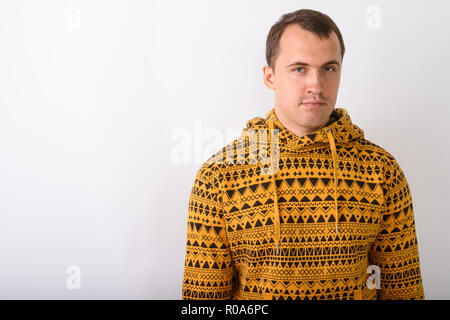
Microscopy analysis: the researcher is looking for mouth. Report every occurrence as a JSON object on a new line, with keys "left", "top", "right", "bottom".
{"left": 302, "top": 102, "right": 325, "bottom": 108}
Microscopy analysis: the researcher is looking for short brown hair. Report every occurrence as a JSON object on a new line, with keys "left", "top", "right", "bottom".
{"left": 266, "top": 9, "right": 345, "bottom": 72}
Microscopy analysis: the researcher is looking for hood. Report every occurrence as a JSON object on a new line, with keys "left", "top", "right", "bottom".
{"left": 240, "top": 107, "right": 365, "bottom": 255}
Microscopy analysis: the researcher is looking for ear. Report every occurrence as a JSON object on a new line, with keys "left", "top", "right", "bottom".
{"left": 262, "top": 65, "right": 276, "bottom": 90}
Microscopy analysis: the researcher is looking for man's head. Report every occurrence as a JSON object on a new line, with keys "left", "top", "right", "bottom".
{"left": 263, "top": 9, "right": 345, "bottom": 137}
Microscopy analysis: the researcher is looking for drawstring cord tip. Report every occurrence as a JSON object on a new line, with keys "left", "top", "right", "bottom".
{"left": 335, "top": 223, "right": 338, "bottom": 234}
{"left": 276, "top": 244, "right": 279, "bottom": 255}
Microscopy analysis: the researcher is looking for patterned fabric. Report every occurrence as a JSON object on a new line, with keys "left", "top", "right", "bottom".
{"left": 182, "top": 107, "right": 424, "bottom": 300}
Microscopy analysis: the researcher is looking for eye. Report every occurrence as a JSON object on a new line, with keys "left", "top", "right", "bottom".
{"left": 324, "top": 66, "right": 336, "bottom": 72}
{"left": 294, "top": 67, "right": 304, "bottom": 72}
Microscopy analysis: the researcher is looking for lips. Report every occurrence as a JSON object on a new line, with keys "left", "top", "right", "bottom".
{"left": 302, "top": 101, "right": 325, "bottom": 108}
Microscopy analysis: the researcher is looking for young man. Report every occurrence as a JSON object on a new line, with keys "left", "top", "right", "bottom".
{"left": 182, "top": 9, "right": 424, "bottom": 300}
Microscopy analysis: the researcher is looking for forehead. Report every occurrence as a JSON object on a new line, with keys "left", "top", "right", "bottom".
{"left": 277, "top": 24, "right": 341, "bottom": 65}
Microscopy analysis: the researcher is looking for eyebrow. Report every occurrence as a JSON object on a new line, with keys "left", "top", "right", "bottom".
{"left": 286, "top": 60, "right": 341, "bottom": 68}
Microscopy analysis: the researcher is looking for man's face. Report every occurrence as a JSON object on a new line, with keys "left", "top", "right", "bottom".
{"left": 263, "top": 24, "right": 342, "bottom": 133}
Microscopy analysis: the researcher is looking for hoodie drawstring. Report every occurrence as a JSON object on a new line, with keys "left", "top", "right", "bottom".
{"left": 267, "top": 120, "right": 281, "bottom": 255}
{"left": 325, "top": 128, "right": 339, "bottom": 234}
{"left": 266, "top": 121, "right": 340, "bottom": 256}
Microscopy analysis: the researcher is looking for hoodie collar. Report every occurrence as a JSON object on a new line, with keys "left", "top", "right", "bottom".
{"left": 246, "top": 107, "right": 365, "bottom": 149}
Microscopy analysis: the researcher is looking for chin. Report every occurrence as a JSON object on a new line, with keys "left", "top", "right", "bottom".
{"left": 298, "top": 112, "right": 329, "bottom": 128}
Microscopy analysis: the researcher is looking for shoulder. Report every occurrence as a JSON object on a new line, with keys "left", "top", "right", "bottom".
{"left": 354, "top": 138, "right": 400, "bottom": 165}
{"left": 355, "top": 138, "right": 407, "bottom": 186}
{"left": 192, "top": 133, "right": 250, "bottom": 189}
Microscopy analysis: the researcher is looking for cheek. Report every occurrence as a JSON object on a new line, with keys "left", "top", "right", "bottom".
{"left": 327, "top": 74, "right": 341, "bottom": 88}
{"left": 279, "top": 83, "right": 303, "bottom": 103}
{"left": 325, "top": 79, "right": 340, "bottom": 95}
{"left": 283, "top": 77, "right": 306, "bottom": 94}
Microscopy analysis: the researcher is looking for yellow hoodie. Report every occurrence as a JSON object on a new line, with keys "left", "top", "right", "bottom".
{"left": 182, "top": 107, "right": 424, "bottom": 300}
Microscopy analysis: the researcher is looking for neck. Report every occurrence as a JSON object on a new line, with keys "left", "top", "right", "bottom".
{"left": 274, "top": 106, "right": 328, "bottom": 138}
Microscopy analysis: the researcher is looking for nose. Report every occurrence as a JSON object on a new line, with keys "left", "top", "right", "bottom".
{"left": 305, "top": 69, "right": 324, "bottom": 95}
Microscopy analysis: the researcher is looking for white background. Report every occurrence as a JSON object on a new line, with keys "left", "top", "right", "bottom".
{"left": 0, "top": 0, "right": 449, "bottom": 299}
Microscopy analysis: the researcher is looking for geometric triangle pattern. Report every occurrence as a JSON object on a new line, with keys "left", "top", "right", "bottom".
{"left": 182, "top": 107, "right": 424, "bottom": 300}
